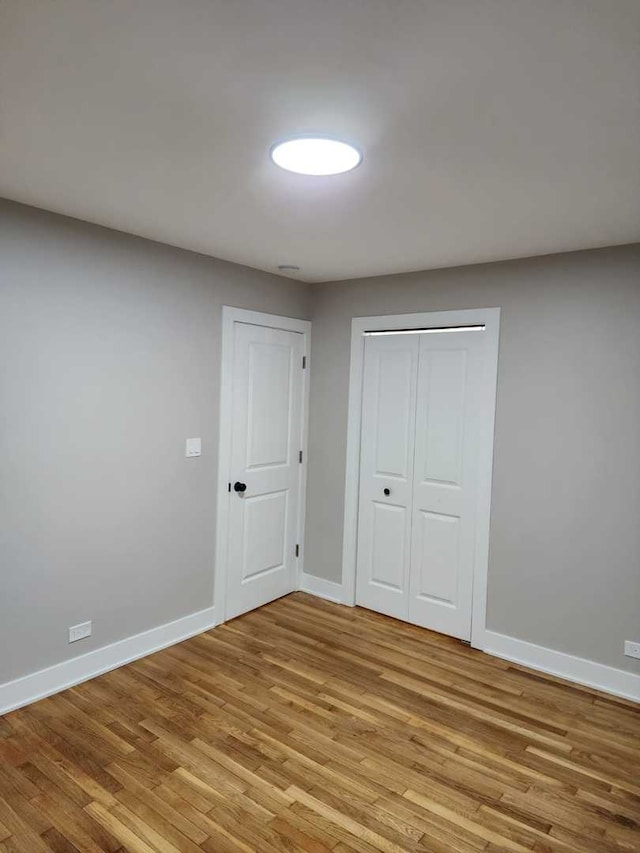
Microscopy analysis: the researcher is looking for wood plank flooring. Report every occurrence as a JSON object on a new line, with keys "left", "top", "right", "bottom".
{"left": 0, "top": 593, "right": 638, "bottom": 852}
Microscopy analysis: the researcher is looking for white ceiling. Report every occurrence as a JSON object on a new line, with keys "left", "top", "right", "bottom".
{"left": 1, "top": 1, "right": 639, "bottom": 282}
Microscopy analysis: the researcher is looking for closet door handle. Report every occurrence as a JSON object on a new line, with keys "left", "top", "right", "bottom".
{"left": 383, "top": 488, "right": 391, "bottom": 496}
{"left": 234, "top": 481, "right": 247, "bottom": 493}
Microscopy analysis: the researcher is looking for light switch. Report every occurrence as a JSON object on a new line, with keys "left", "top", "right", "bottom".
{"left": 185, "top": 437, "right": 202, "bottom": 458}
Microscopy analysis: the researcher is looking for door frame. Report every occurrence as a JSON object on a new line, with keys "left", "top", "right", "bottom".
{"left": 341, "top": 307, "right": 500, "bottom": 649}
{"left": 214, "top": 306, "right": 311, "bottom": 626}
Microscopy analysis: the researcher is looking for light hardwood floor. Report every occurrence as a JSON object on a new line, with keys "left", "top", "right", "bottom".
{"left": 0, "top": 593, "right": 638, "bottom": 852}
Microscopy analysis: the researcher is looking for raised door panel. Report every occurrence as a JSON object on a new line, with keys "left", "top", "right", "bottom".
{"left": 241, "top": 490, "right": 288, "bottom": 582}
{"left": 372, "top": 348, "right": 415, "bottom": 479}
{"left": 246, "top": 342, "right": 292, "bottom": 470}
{"left": 370, "top": 502, "right": 407, "bottom": 590}
{"left": 415, "top": 510, "right": 460, "bottom": 606}
{"left": 421, "top": 349, "right": 467, "bottom": 486}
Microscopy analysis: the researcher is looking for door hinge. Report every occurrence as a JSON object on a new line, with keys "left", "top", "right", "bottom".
{"left": 299, "top": 450, "right": 303, "bottom": 463}
{"left": 295, "top": 544, "right": 300, "bottom": 557}
{"left": 302, "top": 355, "right": 307, "bottom": 369}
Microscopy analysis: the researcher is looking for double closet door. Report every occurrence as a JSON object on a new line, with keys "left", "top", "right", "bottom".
{"left": 355, "top": 328, "right": 484, "bottom": 641}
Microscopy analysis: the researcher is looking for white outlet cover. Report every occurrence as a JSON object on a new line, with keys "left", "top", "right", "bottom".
{"left": 185, "top": 437, "right": 202, "bottom": 457}
{"left": 69, "top": 621, "right": 92, "bottom": 643}
{"left": 624, "top": 640, "right": 640, "bottom": 660}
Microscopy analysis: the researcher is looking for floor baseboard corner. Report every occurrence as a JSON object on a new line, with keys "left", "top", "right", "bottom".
{"left": 0, "top": 605, "right": 216, "bottom": 715}
{"left": 299, "top": 572, "right": 348, "bottom": 605}
{"left": 483, "top": 629, "right": 640, "bottom": 702}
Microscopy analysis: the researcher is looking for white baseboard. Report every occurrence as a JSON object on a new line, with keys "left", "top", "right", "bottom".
{"left": 0, "top": 606, "right": 216, "bottom": 716}
{"left": 4, "top": 598, "right": 635, "bottom": 716}
{"left": 299, "top": 572, "right": 348, "bottom": 605}
{"left": 482, "top": 630, "right": 640, "bottom": 702}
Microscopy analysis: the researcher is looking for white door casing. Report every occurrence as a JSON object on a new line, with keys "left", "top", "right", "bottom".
{"left": 343, "top": 309, "right": 500, "bottom": 649}
{"left": 215, "top": 308, "right": 310, "bottom": 624}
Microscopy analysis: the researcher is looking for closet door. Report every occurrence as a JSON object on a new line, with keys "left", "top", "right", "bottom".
{"left": 355, "top": 334, "right": 418, "bottom": 620}
{"left": 408, "top": 331, "right": 483, "bottom": 640}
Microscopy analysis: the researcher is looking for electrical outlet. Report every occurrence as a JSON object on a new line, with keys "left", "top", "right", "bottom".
{"left": 69, "top": 621, "right": 92, "bottom": 644}
{"left": 624, "top": 640, "right": 640, "bottom": 660}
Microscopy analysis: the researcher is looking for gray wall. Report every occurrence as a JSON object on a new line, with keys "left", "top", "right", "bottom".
{"left": 305, "top": 245, "right": 640, "bottom": 674}
{"left": 1, "top": 197, "right": 638, "bottom": 686}
{"left": 0, "top": 199, "right": 311, "bottom": 684}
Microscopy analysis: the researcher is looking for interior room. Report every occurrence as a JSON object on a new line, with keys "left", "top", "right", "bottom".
{"left": 1, "top": 2, "right": 639, "bottom": 851}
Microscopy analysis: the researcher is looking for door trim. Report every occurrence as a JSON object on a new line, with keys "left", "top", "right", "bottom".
{"left": 214, "top": 307, "right": 311, "bottom": 625}
{"left": 341, "top": 308, "right": 500, "bottom": 649}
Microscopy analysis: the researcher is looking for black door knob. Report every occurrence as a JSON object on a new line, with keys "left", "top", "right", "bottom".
{"left": 234, "top": 481, "right": 247, "bottom": 493}
{"left": 384, "top": 488, "right": 391, "bottom": 496}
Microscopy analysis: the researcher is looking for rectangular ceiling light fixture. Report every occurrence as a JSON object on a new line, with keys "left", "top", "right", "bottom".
{"left": 364, "top": 324, "right": 486, "bottom": 336}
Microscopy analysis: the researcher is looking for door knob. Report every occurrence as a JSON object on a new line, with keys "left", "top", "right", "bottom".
{"left": 384, "top": 488, "right": 391, "bottom": 496}
{"left": 234, "top": 481, "right": 247, "bottom": 493}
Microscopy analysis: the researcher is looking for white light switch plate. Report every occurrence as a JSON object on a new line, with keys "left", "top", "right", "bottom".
{"left": 185, "top": 437, "right": 202, "bottom": 458}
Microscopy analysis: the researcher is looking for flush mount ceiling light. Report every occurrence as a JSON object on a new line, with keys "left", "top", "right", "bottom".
{"left": 270, "top": 137, "right": 362, "bottom": 176}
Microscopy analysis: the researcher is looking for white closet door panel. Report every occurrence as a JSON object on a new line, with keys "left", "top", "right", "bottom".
{"left": 421, "top": 349, "right": 467, "bottom": 485}
{"left": 372, "top": 347, "right": 415, "bottom": 478}
{"left": 416, "top": 509, "right": 460, "bottom": 605}
{"left": 370, "top": 502, "right": 408, "bottom": 589}
{"left": 355, "top": 335, "right": 418, "bottom": 619}
{"left": 409, "top": 331, "right": 483, "bottom": 639}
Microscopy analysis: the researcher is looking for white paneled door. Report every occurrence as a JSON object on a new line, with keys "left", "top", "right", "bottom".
{"left": 356, "top": 334, "right": 419, "bottom": 619}
{"left": 409, "top": 330, "right": 484, "bottom": 640}
{"left": 356, "top": 328, "right": 487, "bottom": 641}
{"left": 225, "top": 322, "right": 305, "bottom": 621}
